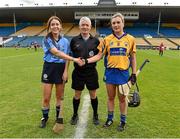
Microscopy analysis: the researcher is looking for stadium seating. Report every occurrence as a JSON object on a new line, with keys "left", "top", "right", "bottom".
{"left": 4, "top": 36, "right": 25, "bottom": 47}
{"left": 1, "top": 22, "right": 179, "bottom": 50}
{"left": 159, "top": 27, "right": 180, "bottom": 37}
{"left": 145, "top": 38, "right": 178, "bottom": 49}
{"left": 19, "top": 36, "right": 44, "bottom": 47}
{"left": 135, "top": 37, "right": 149, "bottom": 46}
{"left": 4, "top": 36, "right": 44, "bottom": 47}
{"left": 66, "top": 25, "right": 96, "bottom": 37}
{"left": 98, "top": 23, "right": 159, "bottom": 37}
{"left": 0, "top": 27, "right": 15, "bottom": 36}
{"left": 98, "top": 27, "right": 112, "bottom": 36}
{"left": 39, "top": 23, "right": 73, "bottom": 36}
{"left": 0, "top": 23, "right": 28, "bottom": 37}
{"left": 11, "top": 26, "right": 46, "bottom": 36}
{"left": 169, "top": 38, "right": 180, "bottom": 46}
{"left": 125, "top": 27, "right": 158, "bottom": 37}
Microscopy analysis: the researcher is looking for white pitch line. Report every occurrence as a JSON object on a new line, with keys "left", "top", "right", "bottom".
{"left": 74, "top": 94, "right": 90, "bottom": 138}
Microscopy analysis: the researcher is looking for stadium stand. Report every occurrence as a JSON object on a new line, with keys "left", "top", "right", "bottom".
{"left": 125, "top": 27, "right": 158, "bottom": 37}
{"left": 11, "top": 25, "right": 46, "bottom": 36}
{"left": 39, "top": 23, "right": 74, "bottom": 36}
{"left": 0, "top": 23, "right": 28, "bottom": 37}
{"left": 98, "top": 23, "right": 160, "bottom": 37}
{"left": 169, "top": 38, "right": 180, "bottom": 46}
{"left": 145, "top": 38, "right": 178, "bottom": 49}
{"left": 98, "top": 27, "right": 112, "bottom": 36}
{"left": 135, "top": 37, "right": 150, "bottom": 46}
{"left": 159, "top": 27, "right": 180, "bottom": 37}
{"left": 66, "top": 25, "right": 96, "bottom": 37}
{"left": 161, "top": 23, "right": 180, "bottom": 28}
{"left": 4, "top": 36, "right": 43, "bottom": 47}
{"left": 0, "top": 27, "right": 15, "bottom": 36}
{"left": 0, "top": 23, "right": 14, "bottom": 27}
{"left": 4, "top": 36, "right": 25, "bottom": 47}
{"left": 0, "top": 0, "right": 179, "bottom": 50}
{"left": 19, "top": 36, "right": 43, "bottom": 47}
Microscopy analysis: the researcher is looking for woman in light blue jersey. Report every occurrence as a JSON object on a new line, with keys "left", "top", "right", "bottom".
{"left": 40, "top": 16, "right": 83, "bottom": 128}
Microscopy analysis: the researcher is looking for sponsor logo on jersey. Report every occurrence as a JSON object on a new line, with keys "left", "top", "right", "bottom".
{"left": 110, "top": 47, "right": 127, "bottom": 56}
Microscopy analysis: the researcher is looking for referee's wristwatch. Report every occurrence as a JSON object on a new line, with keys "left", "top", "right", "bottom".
{"left": 85, "top": 59, "right": 88, "bottom": 65}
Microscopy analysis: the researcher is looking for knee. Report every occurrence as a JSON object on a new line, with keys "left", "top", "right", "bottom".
{"left": 74, "top": 94, "right": 81, "bottom": 100}
{"left": 90, "top": 94, "right": 97, "bottom": 99}
{"left": 108, "top": 96, "right": 115, "bottom": 102}
{"left": 43, "top": 97, "right": 50, "bottom": 105}
{"left": 120, "top": 96, "right": 126, "bottom": 103}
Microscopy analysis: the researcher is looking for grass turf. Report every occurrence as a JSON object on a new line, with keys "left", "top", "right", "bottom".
{"left": 0, "top": 48, "right": 179, "bottom": 138}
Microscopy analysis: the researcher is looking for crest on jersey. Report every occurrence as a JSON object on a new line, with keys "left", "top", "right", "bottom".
{"left": 110, "top": 41, "right": 113, "bottom": 46}
{"left": 43, "top": 74, "right": 48, "bottom": 80}
{"left": 89, "top": 51, "right": 94, "bottom": 56}
{"left": 124, "top": 42, "right": 128, "bottom": 47}
{"left": 75, "top": 44, "right": 80, "bottom": 49}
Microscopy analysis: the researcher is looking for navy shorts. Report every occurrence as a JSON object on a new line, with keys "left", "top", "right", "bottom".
{"left": 104, "top": 68, "right": 129, "bottom": 85}
{"left": 41, "top": 62, "right": 65, "bottom": 84}
{"left": 72, "top": 68, "right": 99, "bottom": 91}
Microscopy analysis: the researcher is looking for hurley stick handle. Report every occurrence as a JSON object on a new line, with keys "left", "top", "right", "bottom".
{"left": 136, "top": 59, "right": 150, "bottom": 76}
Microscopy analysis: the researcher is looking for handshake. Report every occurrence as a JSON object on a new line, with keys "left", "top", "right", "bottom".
{"left": 73, "top": 57, "right": 88, "bottom": 66}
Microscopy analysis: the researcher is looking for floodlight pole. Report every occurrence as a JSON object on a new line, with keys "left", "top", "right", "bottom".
{"left": 157, "top": 11, "right": 161, "bottom": 35}
{"left": 13, "top": 13, "right": 16, "bottom": 33}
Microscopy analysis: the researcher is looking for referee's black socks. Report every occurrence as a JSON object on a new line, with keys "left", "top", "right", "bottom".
{"left": 73, "top": 97, "right": 80, "bottom": 116}
{"left": 91, "top": 97, "right": 98, "bottom": 116}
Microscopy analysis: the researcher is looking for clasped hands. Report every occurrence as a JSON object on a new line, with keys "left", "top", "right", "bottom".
{"left": 73, "top": 57, "right": 87, "bottom": 66}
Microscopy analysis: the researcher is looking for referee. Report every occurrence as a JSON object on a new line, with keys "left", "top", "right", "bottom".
{"left": 70, "top": 17, "right": 100, "bottom": 125}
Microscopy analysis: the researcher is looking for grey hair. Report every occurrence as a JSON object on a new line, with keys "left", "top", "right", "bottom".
{"left": 79, "top": 16, "right": 91, "bottom": 26}
{"left": 111, "top": 13, "right": 124, "bottom": 23}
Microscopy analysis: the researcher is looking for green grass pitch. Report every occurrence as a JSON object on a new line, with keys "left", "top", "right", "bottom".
{"left": 0, "top": 48, "right": 179, "bottom": 138}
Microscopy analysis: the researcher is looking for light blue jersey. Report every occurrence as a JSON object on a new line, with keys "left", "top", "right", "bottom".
{"left": 43, "top": 36, "right": 70, "bottom": 63}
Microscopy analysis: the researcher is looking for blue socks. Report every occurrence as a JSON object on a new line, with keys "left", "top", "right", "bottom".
{"left": 42, "top": 107, "right": 49, "bottom": 120}
{"left": 120, "top": 114, "right": 126, "bottom": 124}
{"left": 107, "top": 111, "right": 114, "bottom": 120}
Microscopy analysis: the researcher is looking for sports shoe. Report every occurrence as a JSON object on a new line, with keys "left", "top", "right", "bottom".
{"left": 93, "top": 114, "right": 100, "bottom": 125}
{"left": 103, "top": 119, "right": 113, "bottom": 128}
{"left": 70, "top": 114, "right": 79, "bottom": 125}
{"left": 117, "top": 122, "right": 126, "bottom": 132}
{"left": 39, "top": 117, "right": 48, "bottom": 128}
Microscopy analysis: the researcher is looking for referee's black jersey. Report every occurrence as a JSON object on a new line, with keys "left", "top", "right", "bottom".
{"left": 70, "top": 34, "right": 100, "bottom": 69}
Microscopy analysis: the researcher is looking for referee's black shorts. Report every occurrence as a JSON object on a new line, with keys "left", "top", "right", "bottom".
{"left": 72, "top": 68, "right": 99, "bottom": 91}
{"left": 41, "top": 62, "right": 65, "bottom": 84}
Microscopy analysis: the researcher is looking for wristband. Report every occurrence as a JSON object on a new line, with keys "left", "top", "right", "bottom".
{"left": 85, "top": 59, "right": 88, "bottom": 64}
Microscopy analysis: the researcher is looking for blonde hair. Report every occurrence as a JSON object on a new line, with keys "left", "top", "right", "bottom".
{"left": 111, "top": 13, "right": 124, "bottom": 23}
{"left": 79, "top": 16, "right": 91, "bottom": 26}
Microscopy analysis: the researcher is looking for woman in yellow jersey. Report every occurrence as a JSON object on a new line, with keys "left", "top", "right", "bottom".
{"left": 85, "top": 13, "right": 137, "bottom": 131}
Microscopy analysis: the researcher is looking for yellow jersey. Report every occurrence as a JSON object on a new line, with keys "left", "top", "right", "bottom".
{"left": 98, "top": 33, "right": 136, "bottom": 70}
